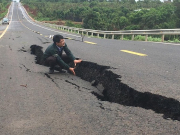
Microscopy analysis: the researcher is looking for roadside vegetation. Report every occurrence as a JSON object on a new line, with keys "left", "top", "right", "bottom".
{"left": 20, "top": 0, "right": 180, "bottom": 42}
{"left": 0, "top": 0, "right": 11, "bottom": 20}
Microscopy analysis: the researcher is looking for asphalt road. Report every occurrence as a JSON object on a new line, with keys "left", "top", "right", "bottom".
{"left": 0, "top": 2, "right": 180, "bottom": 135}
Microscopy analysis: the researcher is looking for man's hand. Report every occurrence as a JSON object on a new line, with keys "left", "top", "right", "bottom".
{"left": 69, "top": 68, "right": 75, "bottom": 75}
{"left": 74, "top": 59, "right": 82, "bottom": 67}
{"left": 69, "top": 60, "right": 82, "bottom": 75}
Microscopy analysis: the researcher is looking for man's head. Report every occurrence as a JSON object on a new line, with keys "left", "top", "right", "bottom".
{"left": 53, "top": 34, "right": 65, "bottom": 47}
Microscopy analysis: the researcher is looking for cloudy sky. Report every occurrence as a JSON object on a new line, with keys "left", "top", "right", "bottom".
{"left": 15, "top": 0, "right": 166, "bottom": 3}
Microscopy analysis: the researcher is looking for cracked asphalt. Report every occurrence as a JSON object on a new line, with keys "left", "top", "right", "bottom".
{"left": 0, "top": 2, "right": 180, "bottom": 135}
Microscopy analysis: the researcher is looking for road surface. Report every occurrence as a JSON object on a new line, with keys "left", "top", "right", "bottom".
{"left": 0, "top": 2, "right": 180, "bottom": 135}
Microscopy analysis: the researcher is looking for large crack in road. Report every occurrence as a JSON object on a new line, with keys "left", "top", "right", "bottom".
{"left": 30, "top": 44, "right": 180, "bottom": 121}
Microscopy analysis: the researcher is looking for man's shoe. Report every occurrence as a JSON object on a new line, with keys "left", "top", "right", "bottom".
{"left": 49, "top": 69, "right": 54, "bottom": 74}
{"left": 54, "top": 66, "right": 62, "bottom": 71}
{"left": 59, "top": 69, "right": 66, "bottom": 73}
{"left": 54, "top": 66, "right": 66, "bottom": 73}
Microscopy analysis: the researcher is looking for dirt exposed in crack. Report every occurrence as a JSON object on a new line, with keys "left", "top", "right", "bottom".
{"left": 30, "top": 44, "right": 180, "bottom": 121}
{"left": 30, "top": 45, "right": 44, "bottom": 65}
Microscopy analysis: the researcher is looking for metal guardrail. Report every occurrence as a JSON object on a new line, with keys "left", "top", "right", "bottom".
{"left": 36, "top": 21, "right": 180, "bottom": 42}
{"left": 23, "top": 14, "right": 179, "bottom": 42}
{"left": 19, "top": 2, "right": 180, "bottom": 42}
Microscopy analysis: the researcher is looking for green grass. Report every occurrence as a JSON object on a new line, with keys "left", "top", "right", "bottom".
{"left": 134, "top": 35, "right": 145, "bottom": 41}
{"left": 166, "top": 39, "right": 180, "bottom": 43}
{"left": 147, "top": 36, "right": 162, "bottom": 42}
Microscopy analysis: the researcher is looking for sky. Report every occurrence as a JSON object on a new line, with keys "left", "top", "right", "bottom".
{"left": 15, "top": 0, "right": 167, "bottom": 3}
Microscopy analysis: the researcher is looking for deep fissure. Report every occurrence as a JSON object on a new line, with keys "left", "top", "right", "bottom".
{"left": 30, "top": 44, "right": 180, "bottom": 121}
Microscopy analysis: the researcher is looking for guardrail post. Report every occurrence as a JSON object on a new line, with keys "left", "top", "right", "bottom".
{"left": 112, "top": 34, "right": 114, "bottom": 39}
{"left": 161, "top": 34, "right": 164, "bottom": 42}
{"left": 104, "top": 34, "right": 106, "bottom": 39}
{"left": 121, "top": 35, "right": 123, "bottom": 40}
{"left": 132, "top": 35, "right": 134, "bottom": 40}
{"left": 91, "top": 32, "right": 93, "bottom": 37}
{"left": 86, "top": 32, "right": 88, "bottom": 36}
{"left": 97, "top": 33, "right": 99, "bottom": 38}
{"left": 145, "top": 35, "right": 148, "bottom": 41}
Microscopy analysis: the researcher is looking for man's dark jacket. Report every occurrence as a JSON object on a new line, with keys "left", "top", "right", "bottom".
{"left": 43, "top": 43, "right": 75, "bottom": 70}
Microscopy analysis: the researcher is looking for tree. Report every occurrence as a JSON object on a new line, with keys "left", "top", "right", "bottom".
{"left": 173, "top": 0, "right": 180, "bottom": 27}
{"left": 83, "top": 11, "right": 105, "bottom": 30}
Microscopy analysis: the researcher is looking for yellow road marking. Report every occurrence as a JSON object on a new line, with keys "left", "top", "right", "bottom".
{"left": 66, "top": 37, "right": 73, "bottom": 39}
{"left": 84, "top": 41, "right": 96, "bottom": 44}
{"left": 120, "top": 50, "right": 147, "bottom": 56}
{"left": 0, "top": 25, "right": 9, "bottom": 39}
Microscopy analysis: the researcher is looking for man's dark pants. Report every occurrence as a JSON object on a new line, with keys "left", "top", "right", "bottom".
{"left": 44, "top": 54, "right": 73, "bottom": 70}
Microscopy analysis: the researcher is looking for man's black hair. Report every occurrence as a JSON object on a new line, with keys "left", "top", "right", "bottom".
{"left": 53, "top": 35, "right": 64, "bottom": 44}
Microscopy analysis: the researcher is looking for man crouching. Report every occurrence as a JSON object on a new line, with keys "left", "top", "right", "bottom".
{"left": 43, "top": 34, "right": 82, "bottom": 75}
